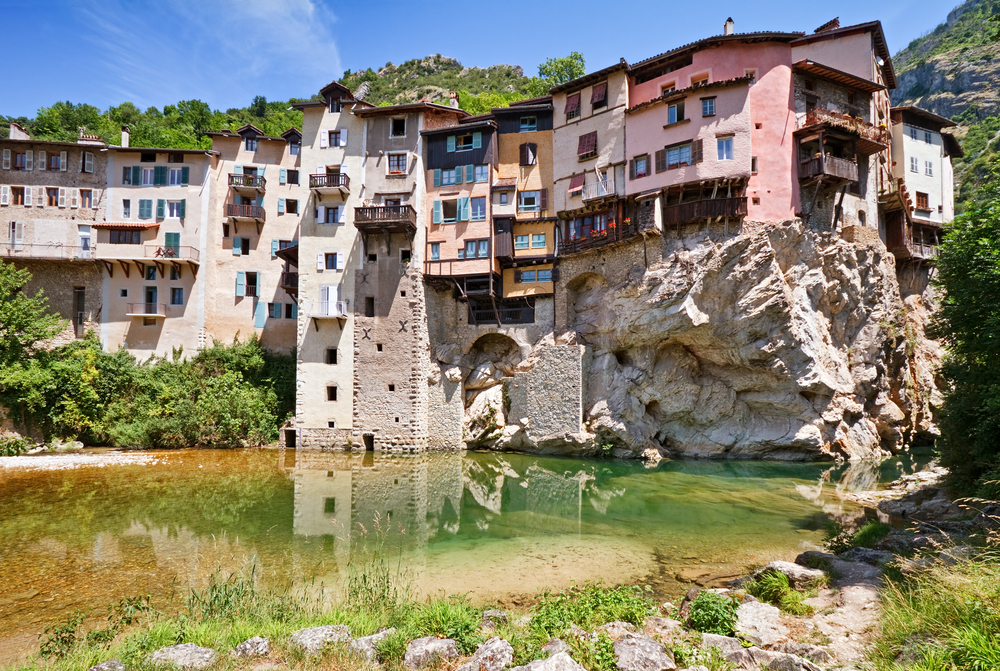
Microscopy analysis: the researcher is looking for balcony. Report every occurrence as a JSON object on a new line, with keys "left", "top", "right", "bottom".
{"left": 581, "top": 178, "right": 616, "bottom": 202}
{"left": 228, "top": 173, "right": 266, "bottom": 194}
{"left": 664, "top": 197, "right": 748, "bottom": 226}
{"left": 494, "top": 232, "right": 513, "bottom": 260}
{"left": 126, "top": 303, "right": 166, "bottom": 317}
{"left": 559, "top": 218, "right": 646, "bottom": 256}
{"left": 280, "top": 271, "right": 298, "bottom": 293}
{"left": 795, "top": 108, "right": 888, "bottom": 155}
{"left": 354, "top": 205, "right": 417, "bottom": 235}
{"left": 95, "top": 244, "right": 200, "bottom": 264}
{"left": 305, "top": 301, "right": 348, "bottom": 318}
{"left": 798, "top": 155, "right": 858, "bottom": 183}
{"left": 309, "top": 173, "right": 350, "bottom": 194}
{"left": 1, "top": 243, "right": 95, "bottom": 261}
{"left": 226, "top": 203, "right": 265, "bottom": 223}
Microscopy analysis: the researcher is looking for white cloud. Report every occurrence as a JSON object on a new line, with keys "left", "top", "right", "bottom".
{"left": 76, "top": 0, "right": 341, "bottom": 110}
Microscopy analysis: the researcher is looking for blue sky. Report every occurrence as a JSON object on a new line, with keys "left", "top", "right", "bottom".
{"left": 0, "top": 0, "right": 958, "bottom": 118}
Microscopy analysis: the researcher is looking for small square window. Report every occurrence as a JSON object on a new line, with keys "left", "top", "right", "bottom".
{"left": 400, "top": 290, "right": 406, "bottom": 297}
{"left": 170, "top": 266, "right": 180, "bottom": 281}
{"left": 170, "top": 288, "right": 184, "bottom": 305}
{"left": 245, "top": 137, "right": 257, "bottom": 151}
{"left": 388, "top": 384, "right": 395, "bottom": 392}
{"left": 324, "top": 497, "right": 336, "bottom": 513}
{"left": 400, "top": 249, "right": 411, "bottom": 264}
{"left": 377, "top": 343, "right": 384, "bottom": 352}
{"left": 391, "top": 118, "right": 406, "bottom": 137}
{"left": 287, "top": 169, "right": 299, "bottom": 185}
{"left": 368, "top": 253, "right": 377, "bottom": 262}
{"left": 286, "top": 199, "right": 299, "bottom": 214}
{"left": 519, "top": 116, "right": 537, "bottom": 132}
{"left": 140, "top": 152, "right": 156, "bottom": 163}
{"left": 145, "top": 266, "right": 157, "bottom": 280}
{"left": 327, "top": 386, "right": 338, "bottom": 401}
{"left": 365, "top": 297, "right": 375, "bottom": 317}
{"left": 701, "top": 98, "right": 716, "bottom": 117}
{"left": 500, "top": 192, "right": 508, "bottom": 205}
{"left": 326, "top": 348, "right": 338, "bottom": 364}
{"left": 752, "top": 197, "right": 761, "bottom": 206}
{"left": 119, "top": 288, "right": 128, "bottom": 298}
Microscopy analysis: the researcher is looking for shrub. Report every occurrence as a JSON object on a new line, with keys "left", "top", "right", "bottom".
{"left": 412, "top": 595, "right": 484, "bottom": 654}
{"left": 853, "top": 521, "right": 892, "bottom": 549}
{"left": 745, "top": 572, "right": 814, "bottom": 616}
{"left": 0, "top": 435, "right": 28, "bottom": 456}
{"left": 531, "top": 582, "right": 656, "bottom": 636}
{"left": 39, "top": 610, "right": 85, "bottom": 659}
{"left": 687, "top": 591, "right": 739, "bottom": 636}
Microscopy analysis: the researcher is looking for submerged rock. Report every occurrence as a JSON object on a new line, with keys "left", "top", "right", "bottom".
{"left": 148, "top": 643, "right": 216, "bottom": 669}
{"left": 289, "top": 624, "right": 351, "bottom": 655}
{"left": 404, "top": 636, "right": 459, "bottom": 669}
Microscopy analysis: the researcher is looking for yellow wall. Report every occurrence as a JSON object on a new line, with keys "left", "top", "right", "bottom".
{"left": 502, "top": 263, "right": 553, "bottom": 298}
{"left": 497, "top": 129, "right": 553, "bottom": 194}
{"left": 512, "top": 221, "right": 556, "bottom": 257}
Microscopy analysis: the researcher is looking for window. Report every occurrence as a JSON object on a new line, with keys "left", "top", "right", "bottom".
{"left": 441, "top": 200, "right": 458, "bottom": 223}
{"left": 631, "top": 154, "right": 649, "bottom": 179}
{"left": 13, "top": 152, "right": 26, "bottom": 170}
{"left": 591, "top": 82, "right": 608, "bottom": 110}
{"left": 287, "top": 169, "right": 299, "bottom": 185}
{"left": 324, "top": 206, "right": 339, "bottom": 224}
{"left": 471, "top": 197, "right": 486, "bottom": 221}
{"left": 661, "top": 82, "right": 676, "bottom": 95}
{"left": 327, "top": 386, "right": 338, "bottom": 402}
{"left": 268, "top": 303, "right": 281, "bottom": 319}
{"left": 701, "top": 98, "right": 716, "bottom": 117}
{"left": 518, "top": 191, "right": 540, "bottom": 213}
{"left": 751, "top": 156, "right": 759, "bottom": 174}
{"left": 109, "top": 229, "right": 141, "bottom": 244}
{"left": 514, "top": 234, "right": 529, "bottom": 250}
{"left": 167, "top": 201, "right": 184, "bottom": 218}
{"left": 804, "top": 80, "right": 815, "bottom": 92}
{"left": 441, "top": 168, "right": 459, "bottom": 186}
{"left": 909, "top": 127, "right": 918, "bottom": 140}
{"left": 858, "top": 210, "right": 866, "bottom": 226}
{"left": 667, "top": 102, "right": 685, "bottom": 125}
{"left": 286, "top": 199, "right": 298, "bottom": 214}
{"left": 915, "top": 192, "right": 929, "bottom": 210}
{"left": 10, "top": 187, "right": 24, "bottom": 205}
{"left": 245, "top": 137, "right": 257, "bottom": 151}
{"left": 474, "top": 165, "right": 489, "bottom": 182}
{"left": 167, "top": 153, "right": 184, "bottom": 163}
{"left": 49, "top": 153, "right": 61, "bottom": 170}
{"left": 565, "top": 92, "right": 581, "bottom": 120}
{"left": 400, "top": 249, "right": 411, "bottom": 264}
{"left": 325, "top": 253, "right": 339, "bottom": 269}
{"left": 329, "top": 99, "right": 342, "bottom": 113}
{"left": 537, "top": 269, "right": 552, "bottom": 282}
{"left": 520, "top": 270, "right": 536, "bottom": 283}
{"left": 388, "top": 384, "right": 395, "bottom": 392}
{"left": 499, "top": 192, "right": 508, "bottom": 205}
{"left": 289, "top": 143, "right": 300, "bottom": 155}
{"left": 847, "top": 92, "right": 856, "bottom": 105}
{"left": 170, "top": 288, "right": 184, "bottom": 305}
{"left": 430, "top": 243, "right": 440, "bottom": 261}
{"left": 169, "top": 169, "right": 184, "bottom": 185}
{"left": 170, "top": 266, "right": 180, "bottom": 281}
{"left": 365, "top": 297, "right": 375, "bottom": 317}
{"left": 328, "top": 130, "right": 340, "bottom": 147}
{"left": 121, "top": 167, "right": 133, "bottom": 185}
{"left": 520, "top": 116, "right": 537, "bottom": 132}
{"left": 141, "top": 168, "right": 154, "bottom": 186}
{"left": 388, "top": 153, "right": 407, "bottom": 174}
{"left": 744, "top": 70, "right": 756, "bottom": 84}
{"left": 520, "top": 143, "right": 538, "bottom": 165}
{"left": 326, "top": 348, "right": 338, "bottom": 365}
{"left": 140, "top": 152, "right": 155, "bottom": 163}
{"left": 577, "top": 132, "right": 597, "bottom": 160}
{"left": 245, "top": 271, "right": 258, "bottom": 297}
{"left": 455, "top": 134, "right": 474, "bottom": 151}
{"left": 717, "top": 137, "right": 734, "bottom": 161}
{"left": 531, "top": 233, "right": 546, "bottom": 249}
{"left": 461, "top": 239, "right": 489, "bottom": 258}
{"left": 122, "top": 199, "right": 131, "bottom": 218}
{"left": 223, "top": 223, "right": 230, "bottom": 238}
{"left": 925, "top": 160, "right": 933, "bottom": 176}
{"left": 910, "top": 156, "right": 918, "bottom": 173}
{"left": 47, "top": 188, "right": 59, "bottom": 207}
{"left": 390, "top": 118, "right": 406, "bottom": 137}
{"left": 691, "top": 73, "right": 709, "bottom": 86}
{"left": 145, "top": 265, "right": 157, "bottom": 280}
{"left": 80, "top": 190, "right": 93, "bottom": 208}
{"left": 924, "top": 131, "right": 932, "bottom": 144}
{"left": 120, "top": 289, "right": 128, "bottom": 298}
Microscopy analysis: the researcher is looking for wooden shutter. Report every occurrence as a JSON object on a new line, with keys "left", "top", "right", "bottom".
{"left": 552, "top": 267, "right": 560, "bottom": 281}
{"left": 472, "top": 132, "right": 482, "bottom": 149}
{"left": 655, "top": 149, "right": 667, "bottom": 173}
{"left": 132, "top": 166, "right": 141, "bottom": 185}
{"left": 455, "top": 166, "right": 463, "bottom": 185}
{"left": 568, "top": 173, "right": 585, "bottom": 193}
{"left": 37, "top": 151, "right": 45, "bottom": 170}
{"left": 180, "top": 166, "right": 189, "bottom": 185}
{"left": 446, "top": 135, "right": 456, "bottom": 153}
{"left": 254, "top": 299, "right": 266, "bottom": 327}
{"left": 514, "top": 270, "right": 522, "bottom": 282}
{"left": 155, "top": 166, "right": 167, "bottom": 185}
{"left": 459, "top": 197, "right": 470, "bottom": 222}
{"left": 466, "top": 164, "right": 474, "bottom": 182}
{"left": 84, "top": 152, "right": 94, "bottom": 173}
{"left": 540, "top": 188, "right": 548, "bottom": 211}
{"left": 577, "top": 132, "right": 597, "bottom": 156}
{"left": 692, "top": 139, "right": 704, "bottom": 164}
{"left": 257, "top": 166, "right": 265, "bottom": 179}
{"left": 433, "top": 200, "right": 442, "bottom": 224}
{"left": 24, "top": 150, "right": 33, "bottom": 171}
{"left": 279, "top": 168, "right": 287, "bottom": 184}
{"left": 290, "top": 303, "right": 297, "bottom": 319}
{"left": 58, "top": 188, "right": 67, "bottom": 207}
{"left": 36, "top": 187, "right": 44, "bottom": 207}
{"left": 0, "top": 186, "right": 7, "bottom": 205}
{"left": 320, "top": 131, "right": 328, "bottom": 149}
{"left": 433, "top": 169, "right": 441, "bottom": 187}
{"left": 60, "top": 151, "right": 67, "bottom": 171}
{"left": 316, "top": 253, "right": 324, "bottom": 270}
{"left": 178, "top": 199, "right": 186, "bottom": 218}
{"left": 70, "top": 189, "right": 79, "bottom": 208}
{"left": 2, "top": 149, "right": 10, "bottom": 169}
{"left": 278, "top": 198, "right": 285, "bottom": 214}
{"left": 317, "top": 205, "right": 326, "bottom": 223}
{"left": 340, "top": 129, "right": 348, "bottom": 146}
{"left": 591, "top": 82, "right": 607, "bottom": 104}
{"left": 156, "top": 199, "right": 165, "bottom": 218}
{"left": 336, "top": 251, "right": 345, "bottom": 269}
{"left": 235, "top": 270, "right": 245, "bottom": 295}
{"left": 564, "top": 93, "right": 581, "bottom": 115}
{"left": 271, "top": 239, "right": 279, "bottom": 258}
{"left": 519, "top": 143, "right": 527, "bottom": 165}
{"left": 337, "top": 207, "right": 345, "bottom": 223}
{"left": 629, "top": 159, "right": 636, "bottom": 180}
{"left": 24, "top": 187, "right": 32, "bottom": 207}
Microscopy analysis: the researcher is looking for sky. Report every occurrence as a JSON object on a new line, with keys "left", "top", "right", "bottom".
{"left": 0, "top": 0, "right": 962, "bottom": 119}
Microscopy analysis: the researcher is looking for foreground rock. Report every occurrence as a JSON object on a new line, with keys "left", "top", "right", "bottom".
{"left": 404, "top": 636, "right": 459, "bottom": 669}
{"left": 542, "top": 639, "right": 570, "bottom": 656}
{"left": 289, "top": 624, "right": 351, "bottom": 656}
{"left": 512, "top": 651, "right": 587, "bottom": 670}
{"left": 232, "top": 636, "right": 269, "bottom": 658}
{"left": 148, "top": 643, "right": 216, "bottom": 669}
{"left": 457, "top": 636, "right": 514, "bottom": 671}
{"left": 599, "top": 621, "right": 637, "bottom": 640}
{"left": 736, "top": 600, "right": 788, "bottom": 647}
{"left": 643, "top": 617, "right": 684, "bottom": 640}
{"left": 751, "top": 561, "right": 826, "bottom": 588}
{"left": 349, "top": 628, "right": 396, "bottom": 662}
{"left": 613, "top": 635, "right": 676, "bottom": 671}
{"left": 88, "top": 662, "right": 125, "bottom": 671}
{"left": 482, "top": 609, "right": 509, "bottom": 631}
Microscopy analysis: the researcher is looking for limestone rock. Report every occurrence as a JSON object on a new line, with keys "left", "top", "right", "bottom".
{"left": 457, "top": 636, "right": 514, "bottom": 671}
{"left": 445, "top": 367, "right": 464, "bottom": 383}
{"left": 465, "top": 385, "right": 506, "bottom": 445}
{"left": 542, "top": 639, "right": 570, "bottom": 656}
{"left": 754, "top": 561, "right": 826, "bottom": 588}
{"left": 599, "top": 621, "right": 637, "bottom": 640}
{"left": 404, "top": 636, "right": 459, "bottom": 669}
{"left": 699, "top": 634, "right": 744, "bottom": 656}
{"left": 148, "top": 643, "right": 217, "bottom": 669}
{"left": 643, "top": 617, "right": 683, "bottom": 640}
{"left": 232, "top": 636, "right": 269, "bottom": 658}
{"left": 780, "top": 642, "right": 834, "bottom": 665}
{"left": 289, "top": 624, "right": 351, "bottom": 656}
{"left": 512, "top": 651, "right": 587, "bottom": 670}
{"left": 467, "top": 362, "right": 502, "bottom": 390}
{"left": 736, "top": 600, "right": 788, "bottom": 647}
{"left": 348, "top": 628, "right": 396, "bottom": 662}
{"left": 436, "top": 343, "right": 462, "bottom": 365}
{"left": 88, "top": 662, "right": 125, "bottom": 671}
{"left": 722, "top": 647, "right": 822, "bottom": 671}
{"left": 483, "top": 609, "right": 509, "bottom": 627}
{"left": 838, "top": 547, "right": 894, "bottom": 565}
{"left": 613, "top": 635, "right": 676, "bottom": 671}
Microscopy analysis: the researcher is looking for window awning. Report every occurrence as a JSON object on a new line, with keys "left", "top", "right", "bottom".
{"left": 568, "top": 174, "right": 586, "bottom": 193}
{"left": 591, "top": 82, "right": 607, "bottom": 104}
{"left": 577, "top": 131, "right": 598, "bottom": 156}
{"left": 565, "top": 93, "right": 581, "bottom": 115}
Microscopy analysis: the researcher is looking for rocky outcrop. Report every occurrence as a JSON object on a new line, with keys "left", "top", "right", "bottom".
{"left": 404, "top": 636, "right": 459, "bottom": 669}
{"left": 461, "top": 221, "right": 936, "bottom": 460}
{"left": 289, "top": 624, "right": 351, "bottom": 656}
{"left": 148, "top": 643, "right": 216, "bottom": 669}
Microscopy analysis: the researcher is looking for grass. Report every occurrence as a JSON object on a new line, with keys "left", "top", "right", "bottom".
{"left": 743, "top": 572, "right": 815, "bottom": 617}
{"left": 826, "top": 520, "right": 892, "bottom": 554}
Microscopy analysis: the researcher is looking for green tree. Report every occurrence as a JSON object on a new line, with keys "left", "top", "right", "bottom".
{"left": 0, "top": 262, "right": 65, "bottom": 367}
{"left": 538, "top": 52, "right": 586, "bottom": 86}
{"left": 930, "top": 169, "right": 1000, "bottom": 496}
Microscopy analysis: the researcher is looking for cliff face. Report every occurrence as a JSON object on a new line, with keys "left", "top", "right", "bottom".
{"left": 461, "top": 222, "right": 936, "bottom": 461}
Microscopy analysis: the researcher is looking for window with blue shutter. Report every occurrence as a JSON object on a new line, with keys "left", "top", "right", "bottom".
{"left": 180, "top": 167, "right": 189, "bottom": 186}
{"left": 472, "top": 132, "right": 482, "bottom": 149}
{"left": 465, "top": 165, "right": 474, "bottom": 182}
{"left": 278, "top": 198, "right": 285, "bottom": 214}
{"left": 271, "top": 239, "right": 279, "bottom": 258}
{"left": 154, "top": 166, "right": 168, "bottom": 186}
{"left": 290, "top": 303, "right": 298, "bottom": 319}
{"left": 233, "top": 237, "right": 242, "bottom": 255}
{"left": 178, "top": 199, "right": 186, "bottom": 219}
{"left": 446, "top": 136, "right": 456, "bottom": 153}
{"left": 236, "top": 271, "right": 245, "bottom": 295}
{"left": 257, "top": 166, "right": 264, "bottom": 179}
{"left": 254, "top": 300, "right": 267, "bottom": 328}
{"left": 280, "top": 168, "right": 287, "bottom": 184}
{"left": 164, "top": 232, "right": 180, "bottom": 254}
{"left": 234, "top": 165, "right": 243, "bottom": 175}
{"left": 458, "top": 197, "right": 470, "bottom": 222}
{"left": 433, "top": 200, "right": 442, "bottom": 224}
{"left": 156, "top": 199, "right": 165, "bottom": 219}
{"left": 455, "top": 167, "right": 464, "bottom": 184}
{"left": 433, "top": 169, "right": 441, "bottom": 187}
{"left": 138, "top": 199, "right": 153, "bottom": 220}
{"left": 131, "top": 166, "right": 141, "bottom": 186}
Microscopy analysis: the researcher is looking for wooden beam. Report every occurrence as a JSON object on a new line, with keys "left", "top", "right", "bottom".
{"left": 102, "top": 260, "right": 114, "bottom": 277}
{"left": 119, "top": 261, "right": 130, "bottom": 278}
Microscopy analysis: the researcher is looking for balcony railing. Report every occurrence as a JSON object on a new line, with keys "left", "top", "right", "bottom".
{"left": 798, "top": 156, "right": 858, "bottom": 182}
{"left": 581, "top": 178, "right": 616, "bottom": 201}
{"left": 1, "top": 243, "right": 94, "bottom": 261}
{"left": 305, "top": 301, "right": 348, "bottom": 318}
{"left": 354, "top": 205, "right": 417, "bottom": 233}
{"left": 228, "top": 174, "right": 266, "bottom": 191}
{"left": 664, "top": 197, "right": 748, "bottom": 226}
{"left": 226, "top": 204, "right": 265, "bottom": 221}
{"left": 96, "top": 244, "right": 200, "bottom": 263}
{"left": 559, "top": 218, "right": 645, "bottom": 256}
{"left": 126, "top": 302, "right": 166, "bottom": 317}
{"left": 309, "top": 173, "right": 350, "bottom": 190}
{"left": 280, "top": 272, "right": 298, "bottom": 290}
{"left": 797, "top": 108, "right": 889, "bottom": 147}
{"left": 469, "top": 302, "right": 535, "bottom": 325}
{"left": 146, "top": 245, "right": 200, "bottom": 262}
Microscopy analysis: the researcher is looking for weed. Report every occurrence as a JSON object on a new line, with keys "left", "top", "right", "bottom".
{"left": 673, "top": 634, "right": 735, "bottom": 671}
{"left": 568, "top": 632, "right": 617, "bottom": 671}
{"left": 39, "top": 610, "right": 85, "bottom": 659}
{"left": 531, "top": 582, "right": 656, "bottom": 636}
{"left": 745, "top": 572, "right": 814, "bottom": 616}
{"left": 0, "top": 435, "right": 29, "bottom": 456}
{"left": 687, "top": 592, "right": 739, "bottom": 636}
{"left": 412, "top": 595, "right": 484, "bottom": 654}
{"left": 853, "top": 521, "right": 892, "bottom": 549}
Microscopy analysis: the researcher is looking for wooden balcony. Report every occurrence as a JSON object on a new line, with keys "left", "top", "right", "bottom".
{"left": 280, "top": 271, "right": 298, "bottom": 294}
{"left": 494, "top": 232, "right": 513, "bottom": 259}
{"left": 95, "top": 244, "right": 200, "bottom": 264}
{"left": 2, "top": 243, "right": 95, "bottom": 261}
{"left": 795, "top": 108, "right": 888, "bottom": 155}
{"left": 664, "top": 197, "right": 747, "bottom": 226}
{"left": 469, "top": 301, "right": 535, "bottom": 325}
{"left": 226, "top": 203, "right": 265, "bottom": 222}
{"left": 798, "top": 156, "right": 858, "bottom": 183}
{"left": 354, "top": 205, "right": 417, "bottom": 235}
{"left": 309, "top": 173, "right": 350, "bottom": 193}
{"left": 559, "top": 218, "right": 645, "bottom": 256}
{"left": 228, "top": 173, "right": 266, "bottom": 194}
{"left": 126, "top": 302, "right": 166, "bottom": 317}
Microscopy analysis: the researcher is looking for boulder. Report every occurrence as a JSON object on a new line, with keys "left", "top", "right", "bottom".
{"left": 289, "top": 624, "right": 351, "bottom": 656}
{"left": 232, "top": 637, "right": 269, "bottom": 658}
{"left": 754, "top": 561, "right": 825, "bottom": 588}
{"left": 599, "top": 621, "right": 637, "bottom": 640}
{"left": 699, "top": 634, "right": 744, "bottom": 656}
{"left": 780, "top": 642, "right": 834, "bottom": 665}
{"left": 482, "top": 609, "right": 509, "bottom": 630}
{"left": 939, "top": 545, "right": 976, "bottom": 565}
{"left": 436, "top": 343, "right": 462, "bottom": 365}
{"left": 404, "top": 636, "right": 459, "bottom": 669}
{"left": 467, "top": 362, "right": 502, "bottom": 390}
{"left": 735, "top": 600, "right": 788, "bottom": 647}
{"left": 88, "top": 662, "right": 125, "bottom": 671}
{"left": 838, "top": 547, "right": 895, "bottom": 565}
{"left": 148, "top": 643, "right": 216, "bottom": 670}
{"left": 723, "top": 648, "right": 822, "bottom": 671}
{"left": 511, "top": 651, "right": 587, "bottom": 670}
{"left": 348, "top": 628, "right": 396, "bottom": 662}
{"left": 542, "top": 639, "right": 570, "bottom": 656}
{"left": 613, "top": 635, "right": 676, "bottom": 671}
{"left": 457, "top": 636, "right": 514, "bottom": 671}
{"left": 793, "top": 551, "right": 836, "bottom": 569}
{"left": 643, "top": 617, "right": 683, "bottom": 640}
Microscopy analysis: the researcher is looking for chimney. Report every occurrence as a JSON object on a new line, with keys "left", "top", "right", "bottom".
{"left": 8, "top": 122, "right": 29, "bottom": 141}
{"left": 449, "top": 91, "right": 459, "bottom": 109}
{"left": 724, "top": 17, "right": 734, "bottom": 35}
{"left": 121, "top": 125, "right": 130, "bottom": 148}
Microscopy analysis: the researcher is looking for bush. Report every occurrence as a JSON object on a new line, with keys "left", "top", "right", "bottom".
{"left": 530, "top": 582, "right": 656, "bottom": 636}
{"left": 0, "top": 435, "right": 29, "bottom": 456}
{"left": 825, "top": 520, "right": 892, "bottom": 554}
{"left": 687, "top": 591, "right": 739, "bottom": 636}
{"left": 745, "top": 572, "right": 814, "bottom": 616}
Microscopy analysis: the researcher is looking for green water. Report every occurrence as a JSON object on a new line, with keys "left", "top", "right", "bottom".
{"left": 0, "top": 449, "right": 926, "bottom": 659}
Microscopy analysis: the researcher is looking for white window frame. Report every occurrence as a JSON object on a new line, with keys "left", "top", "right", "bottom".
{"left": 167, "top": 201, "right": 183, "bottom": 218}
{"left": 141, "top": 168, "right": 154, "bottom": 186}
{"left": 924, "top": 160, "right": 933, "bottom": 176}
{"left": 169, "top": 168, "right": 184, "bottom": 185}
{"left": 518, "top": 191, "right": 540, "bottom": 213}
{"left": 717, "top": 137, "right": 734, "bottom": 161}
{"left": 910, "top": 157, "right": 918, "bottom": 173}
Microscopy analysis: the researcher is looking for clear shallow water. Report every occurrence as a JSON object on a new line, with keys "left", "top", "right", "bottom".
{"left": 0, "top": 448, "right": 928, "bottom": 661}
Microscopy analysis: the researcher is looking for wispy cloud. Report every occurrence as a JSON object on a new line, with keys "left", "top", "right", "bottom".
{"left": 75, "top": 0, "right": 341, "bottom": 111}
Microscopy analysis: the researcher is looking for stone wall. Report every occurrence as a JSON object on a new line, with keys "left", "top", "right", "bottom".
{"left": 505, "top": 344, "right": 584, "bottom": 439}
{"left": 10, "top": 259, "right": 104, "bottom": 344}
